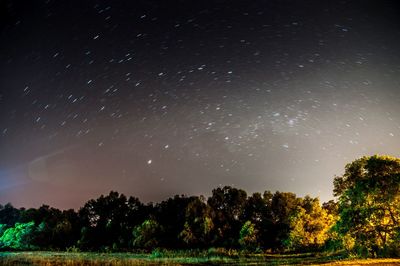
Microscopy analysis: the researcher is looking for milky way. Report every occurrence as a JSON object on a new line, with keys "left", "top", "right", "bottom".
{"left": 1, "top": 1, "right": 400, "bottom": 209}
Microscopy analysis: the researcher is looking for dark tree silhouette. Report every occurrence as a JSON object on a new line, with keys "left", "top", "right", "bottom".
{"left": 2, "top": 157, "right": 398, "bottom": 256}
{"left": 208, "top": 186, "right": 247, "bottom": 247}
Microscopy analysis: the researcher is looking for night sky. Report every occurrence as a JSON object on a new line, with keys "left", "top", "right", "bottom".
{"left": 1, "top": 0, "right": 400, "bottom": 209}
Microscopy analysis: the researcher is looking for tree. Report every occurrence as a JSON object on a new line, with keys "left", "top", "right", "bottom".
{"left": 0, "top": 221, "right": 37, "bottom": 250}
{"left": 178, "top": 196, "right": 214, "bottom": 247}
{"left": 208, "top": 186, "right": 247, "bottom": 247}
{"left": 0, "top": 224, "right": 7, "bottom": 239}
{"left": 286, "top": 197, "right": 336, "bottom": 251}
{"left": 154, "top": 195, "right": 195, "bottom": 248}
{"left": 322, "top": 200, "right": 338, "bottom": 216}
{"left": 78, "top": 191, "right": 145, "bottom": 250}
{"left": 333, "top": 155, "right": 400, "bottom": 256}
{"left": 0, "top": 203, "right": 21, "bottom": 227}
{"left": 132, "top": 219, "right": 161, "bottom": 249}
{"left": 19, "top": 205, "right": 79, "bottom": 250}
{"left": 268, "top": 191, "right": 301, "bottom": 250}
{"left": 241, "top": 193, "right": 266, "bottom": 223}
{"left": 239, "top": 221, "right": 259, "bottom": 251}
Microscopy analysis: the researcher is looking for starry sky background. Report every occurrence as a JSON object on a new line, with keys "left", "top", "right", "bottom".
{"left": 1, "top": 0, "right": 400, "bottom": 209}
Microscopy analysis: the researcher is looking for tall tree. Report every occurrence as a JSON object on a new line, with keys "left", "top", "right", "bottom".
{"left": 286, "top": 197, "right": 336, "bottom": 251}
{"left": 333, "top": 155, "right": 400, "bottom": 256}
{"left": 178, "top": 196, "right": 214, "bottom": 247}
{"left": 154, "top": 195, "right": 195, "bottom": 248}
{"left": 269, "top": 191, "right": 301, "bottom": 250}
{"left": 78, "top": 191, "right": 144, "bottom": 250}
{"left": 208, "top": 186, "right": 247, "bottom": 247}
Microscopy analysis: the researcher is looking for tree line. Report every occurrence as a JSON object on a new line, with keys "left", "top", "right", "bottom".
{"left": 1, "top": 155, "right": 400, "bottom": 257}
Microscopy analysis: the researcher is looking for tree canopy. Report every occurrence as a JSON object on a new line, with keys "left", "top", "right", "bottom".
{"left": 334, "top": 155, "right": 400, "bottom": 256}
{"left": 1, "top": 155, "right": 400, "bottom": 257}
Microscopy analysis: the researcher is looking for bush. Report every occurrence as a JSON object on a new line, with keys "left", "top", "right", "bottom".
{"left": 0, "top": 221, "right": 37, "bottom": 250}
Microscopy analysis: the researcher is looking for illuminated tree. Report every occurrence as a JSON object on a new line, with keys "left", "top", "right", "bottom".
{"left": 334, "top": 155, "right": 400, "bottom": 256}
{"left": 239, "top": 220, "right": 259, "bottom": 250}
{"left": 0, "top": 221, "right": 37, "bottom": 250}
{"left": 286, "top": 197, "right": 336, "bottom": 251}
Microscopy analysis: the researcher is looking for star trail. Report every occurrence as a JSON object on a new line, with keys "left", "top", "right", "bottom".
{"left": 1, "top": 0, "right": 400, "bottom": 209}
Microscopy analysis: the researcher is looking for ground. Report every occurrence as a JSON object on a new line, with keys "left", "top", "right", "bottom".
{"left": 1, "top": 251, "right": 400, "bottom": 265}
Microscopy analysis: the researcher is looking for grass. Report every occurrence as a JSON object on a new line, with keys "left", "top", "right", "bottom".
{"left": 1, "top": 251, "right": 400, "bottom": 265}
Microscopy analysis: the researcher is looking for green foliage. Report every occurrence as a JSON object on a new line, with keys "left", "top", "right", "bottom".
{"left": 0, "top": 224, "right": 7, "bottom": 237}
{"left": 239, "top": 221, "right": 259, "bottom": 251}
{"left": 178, "top": 197, "right": 214, "bottom": 247}
{"left": 150, "top": 247, "right": 165, "bottom": 258}
{"left": 78, "top": 191, "right": 147, "bottom": 250}
{"left": 267, "top": 191, "right": 302, "bottom": 250}
{"left": 333, "top": 155, "right": 400, "bottom": 256}
{"left": 1, "top": 156, "right": 398, "bottom": 256}
{"left": 286, "top": 197, "right": 337, "bottom": 251}
{"left": 0, "top": 221, "right": 37, "bottom": 250}
{"left": 132, "top": 219, "right": 161, "bottom": 249}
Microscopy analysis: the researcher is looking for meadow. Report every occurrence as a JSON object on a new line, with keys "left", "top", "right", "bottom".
{"left": 1, "top": 251, "right": 400, "bottom": 266}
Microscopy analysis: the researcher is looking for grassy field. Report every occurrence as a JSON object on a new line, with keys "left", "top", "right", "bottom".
{"left": 1, "top": 251, "right": 400, "bottom": 265}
